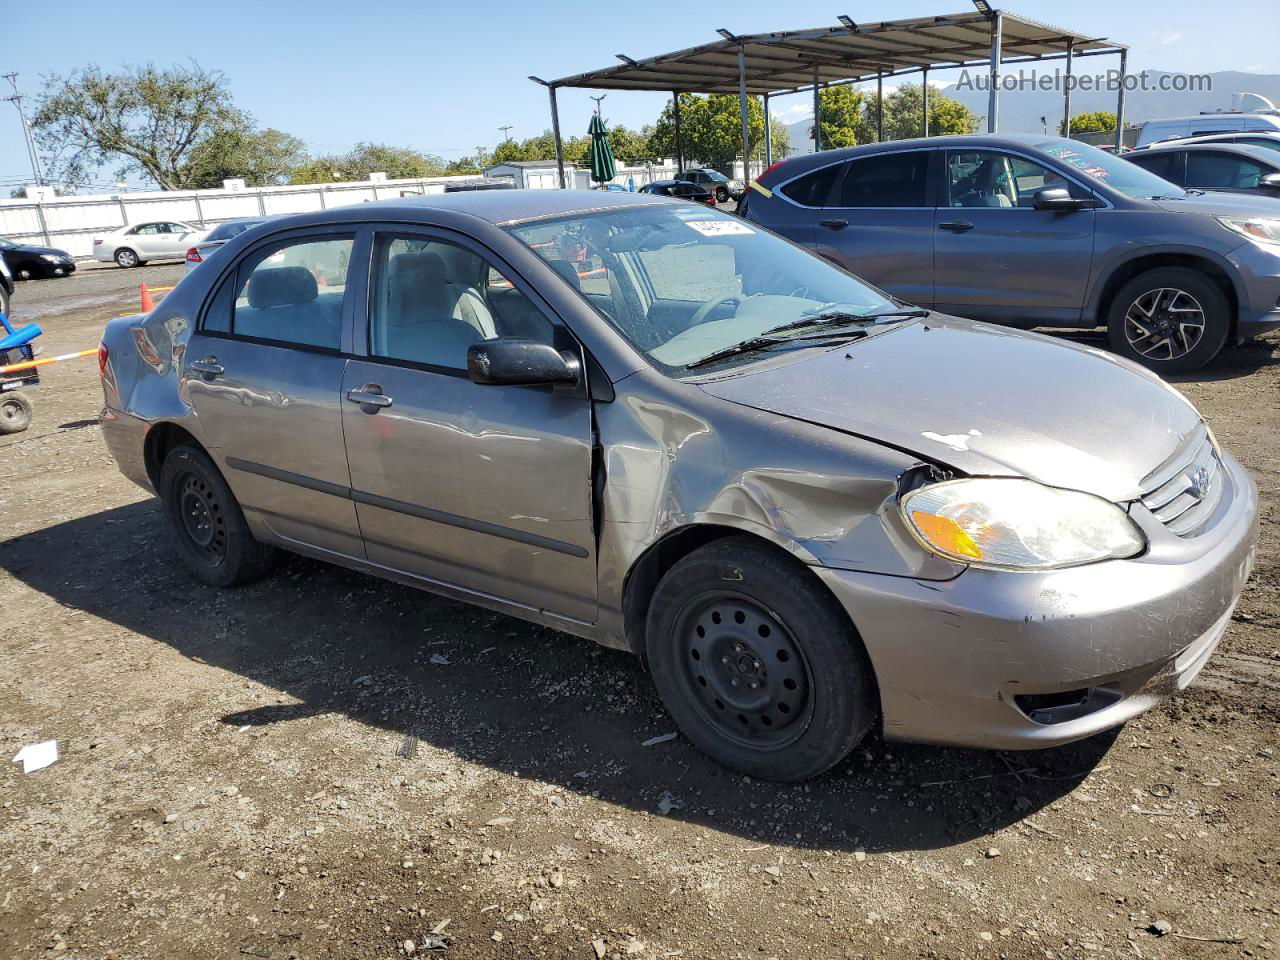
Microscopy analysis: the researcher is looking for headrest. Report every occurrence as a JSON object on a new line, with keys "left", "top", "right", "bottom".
{"left": 390, "top": 251, "right": 448, "bottom": 285}
{"left": 248, "top": 266, "right": 318, "bottom": 309}
{"left": 547, "top": 259, "right": 582, "bottom": 292}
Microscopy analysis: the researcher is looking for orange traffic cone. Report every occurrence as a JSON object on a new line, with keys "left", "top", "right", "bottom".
{"left": 140, "top": 283, "right": 155, "bottom": 313}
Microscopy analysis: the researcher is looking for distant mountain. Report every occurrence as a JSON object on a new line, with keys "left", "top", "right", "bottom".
{"left": 777, "top": 71, "right": 1280, "bottom": 152}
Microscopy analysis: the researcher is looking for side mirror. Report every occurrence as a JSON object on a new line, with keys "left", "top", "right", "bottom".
{"left": 1260, "top": 172, "right": 1280, "bottom": 190}
{"left": 1032, "top": 186, "right": 1092, "bottom": 211}
{"left": 467, "top": 338, "right": 580, "bottom": 387}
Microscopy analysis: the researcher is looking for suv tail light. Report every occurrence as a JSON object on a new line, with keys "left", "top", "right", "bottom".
{"left": 97, "top": 343, "right": 108, "bottom": 377}
{"left": 185, "top": 247, "right": 202, "bottom": 264}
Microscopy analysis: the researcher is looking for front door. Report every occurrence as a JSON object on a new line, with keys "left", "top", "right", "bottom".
{"left": 185, "top": 230, "right": 364, "bottom": 557}
{"left": 808, "top": 150, "right": 935, "bottom": 307}
{"left": 932, "top": 149, "right": 1096, "bottom": 326}
{"left": 340, "top": 230, "right": 597, "bottom": 623}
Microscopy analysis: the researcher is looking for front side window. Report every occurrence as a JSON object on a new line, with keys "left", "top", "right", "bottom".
{"left": 223, "top": 236, "right": 353, "bottom": 349}
{"left": 1185, "top": 152, "right": 1267, "bottom": 190}
{"left": 947, "top": 151, "right": 1089, "bottom": 208}
{"left": 837, "top": 152, "right": 929, "bottom": 207}
{"left": 507, "top": 205, "right": 898, "bottom": 372}
{"left": 368, "top": 235, "right": 554, "bottom": 371}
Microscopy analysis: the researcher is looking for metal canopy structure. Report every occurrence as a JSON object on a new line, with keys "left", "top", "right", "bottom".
{"left": 532, "top": 5, "right": 1129, "bottom": 188}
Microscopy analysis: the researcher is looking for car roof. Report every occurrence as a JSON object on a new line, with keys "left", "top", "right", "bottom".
{"left": 763, "top": 133, "right": 1084, "bottom": 176}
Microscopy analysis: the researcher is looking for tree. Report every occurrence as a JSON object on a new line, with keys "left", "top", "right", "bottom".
{"left": 814, "top": 86, "right": 874, "bottom": 148}
{"left": 290, "top": 142, "right": 446, "bottom": 184}
{"left": 186, "top": 127, "right": 307, "bottom": 188}
{"left": 867, "top": 83, "right": 978, "bottom": 141}
{"left": 1061, "top": 111, "right": 1117, "bottom": 135}
{"left": 649, "top": 94, "right": 776, "bottom": 167}
{"left": 33, "top": 63, "right": 253, "bottom": 190}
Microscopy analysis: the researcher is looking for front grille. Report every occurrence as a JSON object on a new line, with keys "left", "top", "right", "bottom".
{"left": 1138, "top": 424, "right": 1224, "bottom": 537}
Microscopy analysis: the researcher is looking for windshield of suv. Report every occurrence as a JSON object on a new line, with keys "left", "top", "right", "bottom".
{"left": 701, "top": 170, "right": 729, "bottom": 182}
{"left": 506, "top": 205, "right": 900, "bottom": 371}
{"left": 1035, "top": 138, "right": 1188, "bottom": 199}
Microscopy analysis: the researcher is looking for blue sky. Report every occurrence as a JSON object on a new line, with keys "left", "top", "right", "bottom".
{"left": 2, "top": 0, "right": 1275, "bottom": 190}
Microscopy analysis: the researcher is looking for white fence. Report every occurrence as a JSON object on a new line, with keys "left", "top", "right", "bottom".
{"left": 0, "top": 162, "right": 685, "bottom": 260}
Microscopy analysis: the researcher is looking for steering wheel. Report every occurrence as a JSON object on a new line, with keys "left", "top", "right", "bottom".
{"left": 688, "top": 293, "right": 745, "bottom": 327}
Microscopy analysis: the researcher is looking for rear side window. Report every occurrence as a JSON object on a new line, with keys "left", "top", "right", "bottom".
{"left": 225, "top": 236, "right": 353, "bottom": 350}
{"left": 777, "top": 164, "right": 841, "bottom": 207}
{"left": 836, "top": 152, "right": 930, "bottom": 207}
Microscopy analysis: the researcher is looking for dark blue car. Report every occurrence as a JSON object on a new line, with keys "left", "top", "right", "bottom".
{"left": 741, "top": 134, "right": 1280, "bottom": 372}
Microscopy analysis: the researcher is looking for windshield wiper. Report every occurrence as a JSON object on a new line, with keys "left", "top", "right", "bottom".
{"left": 684, "top": 308, "right": 926, "bottom": 370}
{"left": 760, "top": 307, "right": 927, "bottom": 338}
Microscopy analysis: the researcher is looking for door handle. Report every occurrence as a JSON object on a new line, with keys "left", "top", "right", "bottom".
{"left": 189, "top": 358, "right": 224, "bottom": 378}
{"left": 818, "top": 218, "right": 849, "bottom": 230}
{"left": 938, "top": 220, "right": 974, "bottom": 233}
{"left": 346, "top": 384, "right": 393, "bottom": 410}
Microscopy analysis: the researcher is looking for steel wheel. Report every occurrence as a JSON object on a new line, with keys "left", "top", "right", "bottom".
{"left": 674, "top": 592, "right": 813, "bottom": 750}
{"left": 0, "top": 392, "right": 33, "bottom": 434}
{"left": 1123, "top": 286, "right": 1206, "bottom": 362}
{"left": 177, "top": 471, "right": 227, "bottom": 562}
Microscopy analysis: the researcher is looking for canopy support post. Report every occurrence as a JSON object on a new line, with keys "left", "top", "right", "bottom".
{"left": 876, "top": 72, "right": 884, "bottom": 141}
{"left": 922, "top": 65, "right": 930, "bottom": 136}
{"left": 763, "top": 92, "right": 772, "bottom": 166}
{"left": 812, "top": 64, "right": 821, "bottom": 153}
{"left": 738, "top": 42, "right": 751, "bottom": 184}
{"left": 987, "top": 10, "right": 1002, "bottom": 133}
{"left": 1062, "top": 40, "right": 1074, "bottom": 137}
{"left": 673, "top": 90, "right": 684, "bottom": 175}
{"left": 1114, "top": 48, "right": 1128, "bottom": 151}
{"left": 549, "top": 85, "right": 566, "bottom": 188}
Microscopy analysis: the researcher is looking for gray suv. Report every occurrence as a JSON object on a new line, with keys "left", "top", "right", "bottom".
{"left": 741, "top": 134, "right": 1280, "bottom": 372}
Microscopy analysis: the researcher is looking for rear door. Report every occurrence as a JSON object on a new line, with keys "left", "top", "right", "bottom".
{"left": 340, "top": 228, "right": 597, "bottom": 623}
{"left": 185, "top": 229, "right": 364, "bottom": 557}
{"left": 809, "top": 150, "right": 935, "bottom": 306}
{"left": 932, "top": 149, "right": 1096, "bottom": 326}
{"left": 129, "top": 223, "right": 166, "bottom": 258}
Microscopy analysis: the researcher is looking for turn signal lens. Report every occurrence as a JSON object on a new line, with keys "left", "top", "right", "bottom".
{"left": 902, "top": 478, "right": 1145, "bottom": 570}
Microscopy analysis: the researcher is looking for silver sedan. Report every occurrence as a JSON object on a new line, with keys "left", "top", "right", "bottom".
{"left": 97, "top": 191, "right": 1257, "bottom": 781}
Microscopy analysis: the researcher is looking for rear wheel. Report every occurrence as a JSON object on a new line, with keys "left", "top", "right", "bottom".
{"left": 644, "top": 537, "right": 878, "bottom": 781}
{"left": 0, "top": 392, "right": 33, "bottom": 434}
{"left": 159, "top": 444, "right": 276, "bottom": 587}
{"left": 115, "top": 248, "right": 139, "bottom": 268}
{"left": 1106, "top": 267, "right": 1229, "bottom": 373}
{"left": 715, "top": 186, "right": 729, "bottom": 203}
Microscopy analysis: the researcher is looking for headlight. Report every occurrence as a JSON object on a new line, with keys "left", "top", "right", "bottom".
{"left": 1216, "top": 216, "right": 1280, "bottom": 247}
{"left": 901, "top": 478, "right": 1145, "bottom": 570}
{"left": 40, "top": 254, "right": 62, "bottom": 262}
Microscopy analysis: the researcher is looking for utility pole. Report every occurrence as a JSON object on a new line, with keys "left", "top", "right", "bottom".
{"left": 3, "top": 73, "right": 45, "bottom": 188}
{"left": 498, "top": 124, "right": 513, "bottom": 141}
{"left": 590, "top": 94, "right": 607, "bottom": 119}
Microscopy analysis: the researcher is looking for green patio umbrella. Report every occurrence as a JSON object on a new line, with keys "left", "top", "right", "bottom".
{"left": 588, "top": 114, "right": 617, "bottom": 187}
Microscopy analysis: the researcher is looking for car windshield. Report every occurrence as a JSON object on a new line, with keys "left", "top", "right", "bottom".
{"left": 702, "top": 170, "right": 729, "bottom": 182}
{"left": 0, "top": 238, "right": 15, "bottom": 249}
{"left": 506, "top": 204, "right": 900, "bottom": 372}
{"left": 1034, "top": 138, "right": 1188, "bottom": 199}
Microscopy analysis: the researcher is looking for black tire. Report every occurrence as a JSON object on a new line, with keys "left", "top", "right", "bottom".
{"left": 644, "top": 536, "right": 878, "bottom": 781}
{"left": 0, "top": 392, "right": 33, "bottom": 435}
{"left": 1106, "top": 267, "right": 1229, "bottom": 373}
{"left": 0, "top": 283, "right": 9, "bottom": 317}
{"left": 159, "top": 444, "right": 276, "bottom": 587}
{"left": 115, "top": 248, "right": 139, "bottom": 268}
{"left": 715, "top": 186, "right": 729, "bottom": 204}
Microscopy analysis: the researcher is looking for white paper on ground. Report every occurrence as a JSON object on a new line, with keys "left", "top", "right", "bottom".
{"left": 12, "top": 740, "right": 58, "bottom": 774}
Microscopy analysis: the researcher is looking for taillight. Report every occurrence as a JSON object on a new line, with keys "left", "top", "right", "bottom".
{"left": 97, "top": 343, "right": 108, "bottom": 377}
{"left": 185, "top": 247, "right": 202, "bottom": 264}
{"left": 92, "top": 238, "right": 103, "bottom": 247}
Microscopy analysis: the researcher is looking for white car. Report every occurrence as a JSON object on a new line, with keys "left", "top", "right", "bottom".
{"left": 93, "top": 221, "right": 210, "bottom": 268}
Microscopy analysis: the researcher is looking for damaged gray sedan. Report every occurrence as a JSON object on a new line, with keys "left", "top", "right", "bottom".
{"left": 98, "top": 191, "right": 1258, "bottom": 781}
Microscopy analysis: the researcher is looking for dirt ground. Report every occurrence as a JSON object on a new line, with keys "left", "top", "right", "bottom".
{"left": 1, "top": 266, "right": 1277, "bottom": 960}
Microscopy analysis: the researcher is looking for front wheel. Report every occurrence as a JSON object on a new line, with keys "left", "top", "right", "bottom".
{"left": 645, "top": 537, "right": 878, "bottom": 781}
{"left": 0, "top": 392, "right": 33, "bottom": 434}
{"left": 715, "top": 186, "right": 729, "bottom": 203}
{"left": 1106, "top": 267, "right": 1229, "bottom": 373}
{"left": 114, "top": 248, "right": 139, "bottom": 268}
{"left": 159, "top": 444, "right": 277, "bottom": 587}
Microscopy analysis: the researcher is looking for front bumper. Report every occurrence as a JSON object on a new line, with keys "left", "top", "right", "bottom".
{"left": 815, "top": 451, "right": 1259, "bottom": 750}
{"left": 1229, "top": 240, "right": 1280, "bottom": 340}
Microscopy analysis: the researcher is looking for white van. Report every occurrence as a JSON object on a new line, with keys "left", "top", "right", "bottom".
{"left": 1137, "top": 112, "right": 1280, "bottom": 147}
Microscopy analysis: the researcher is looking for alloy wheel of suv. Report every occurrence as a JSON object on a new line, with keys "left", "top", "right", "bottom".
{"left": 1106, "top": 267, "right": 1229, "bottom": 373}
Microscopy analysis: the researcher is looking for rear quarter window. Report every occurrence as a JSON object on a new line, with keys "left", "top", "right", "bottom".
{"left": 777, "top": 164, "right": 841, "bottom": 207}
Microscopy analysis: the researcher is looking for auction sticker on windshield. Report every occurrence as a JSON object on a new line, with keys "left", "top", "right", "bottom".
{"left": 685, "top": 220, "right": 755, "bottom": 237}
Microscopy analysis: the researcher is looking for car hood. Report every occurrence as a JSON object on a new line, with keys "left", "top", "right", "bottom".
{"left": 3, "top": 243, "right": 71, "bottom": 257}
{"left": 697, "top": 316, "right": 1200, "bottom": 502}
{"left": 1149, "top": 190, "right": 1280, "bottom": 217}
